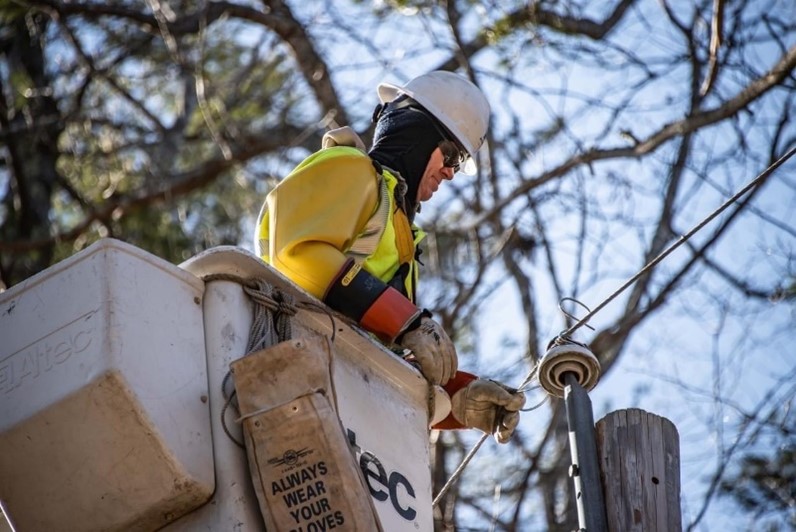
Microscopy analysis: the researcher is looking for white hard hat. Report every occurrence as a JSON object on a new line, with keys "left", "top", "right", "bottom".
{"left": 377, "top": 71, "right": 490, "bottom": 173}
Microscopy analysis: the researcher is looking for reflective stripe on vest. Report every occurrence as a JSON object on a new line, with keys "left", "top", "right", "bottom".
{"left": 362, "top": 167, "right": 426, "bottom": 301}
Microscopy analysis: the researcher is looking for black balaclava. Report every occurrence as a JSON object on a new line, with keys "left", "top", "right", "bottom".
{"left": 369, "top": 100, "right": 444, "bottom": 221}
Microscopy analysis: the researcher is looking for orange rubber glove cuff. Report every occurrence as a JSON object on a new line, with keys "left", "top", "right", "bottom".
{"left": 433, "top": 370, "right": 478, "bottom": 430}
{"left": 324, "top": 259, "right": 420, "bottom": 343}
{"left": 360, "top": 286, "right": 421, "bottom": 343}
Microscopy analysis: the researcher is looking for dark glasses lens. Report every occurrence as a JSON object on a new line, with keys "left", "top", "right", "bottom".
{"left": 439, "top": 140, "right": 466, "bottom": 172}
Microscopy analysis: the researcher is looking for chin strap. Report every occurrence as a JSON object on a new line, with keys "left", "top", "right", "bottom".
{"left": 324, "top": 259, "right": 421, "bottom": 343}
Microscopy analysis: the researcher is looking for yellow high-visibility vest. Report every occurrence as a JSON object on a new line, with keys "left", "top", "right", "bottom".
{"left": 255, "top": 146, "right": 425, "bottom": 301}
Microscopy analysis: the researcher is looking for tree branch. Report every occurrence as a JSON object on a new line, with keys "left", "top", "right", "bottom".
{"left": 471, "top": 43, "right": 796, "bottom": 228}
{"left": 437, "top": 0, "right": 638, "bottom": 72}
{"left": 0, "top": 133, "right": 285, "bottom": 253}
{"left": 28, "top": 0, "right": 349, "bottom": 125}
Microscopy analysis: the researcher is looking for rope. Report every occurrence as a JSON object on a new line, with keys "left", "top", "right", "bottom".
{"left": 432, "top": 363, "right": 543, "bottom": 507}
{"left": 560, "top": 145, "right": 796, "bottom": 338}
{"left": 236, "top": 389, "right": 325, "bottom": 423}
{"left": 243, "top": 279, "right": 296, "bottom": 352}
{"left": 202, "top": 273, "right": 338, "bottom": 446}
{"left": 438, "top": 148, "right": 795, "bottom": 513}
{"left": 221, "top": 388, "right": 245, "bottom": 448}
{"left": 433, "top": 433, "right": 490, "bottom": 507}
{"left": 202, "top": 272, "right": 338, "bottom": 343}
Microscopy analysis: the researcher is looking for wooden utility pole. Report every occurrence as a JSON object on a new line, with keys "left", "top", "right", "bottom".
{"left": 538, "top": 342, "right": 681, "bottom": 530}
{"left": 595, "top": 409, "right": 681, "bottom": 532}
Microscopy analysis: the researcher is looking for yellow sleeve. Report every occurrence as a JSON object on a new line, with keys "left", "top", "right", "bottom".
{"left": 265, "top": 151, "right": 380, "bottom": 298}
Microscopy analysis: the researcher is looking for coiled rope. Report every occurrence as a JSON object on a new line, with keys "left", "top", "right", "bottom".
{"left": 202, "top": 273, "right": 337, "bottom": 447}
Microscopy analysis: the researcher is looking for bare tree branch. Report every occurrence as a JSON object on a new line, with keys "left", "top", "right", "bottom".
{"left": 700, "top": 0, "right": 725, "bottom": 96}
{"left": 28, "top": 0, "right": 349, "bottom": 124}
{"left": 472, "top": 44, "right": 796, "bottom": 228}
{"left": 0, "top": 134, "right": 287, "bottom": 252}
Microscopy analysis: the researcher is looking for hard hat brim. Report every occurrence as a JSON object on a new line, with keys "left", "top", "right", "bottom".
{"left": 377, "top": 82, "right": 403, "bottom": 104}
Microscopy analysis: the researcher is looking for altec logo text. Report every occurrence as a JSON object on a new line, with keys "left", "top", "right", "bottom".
{"left": 347, "top": 428, "right": 417, "bottom": 521}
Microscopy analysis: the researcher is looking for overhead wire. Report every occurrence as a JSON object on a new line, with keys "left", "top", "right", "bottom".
{"left": 558, "top": 144, "right": 796, "bottom": 339}
{"left": 432, "top": 144, "right": 796, "bottom": 507}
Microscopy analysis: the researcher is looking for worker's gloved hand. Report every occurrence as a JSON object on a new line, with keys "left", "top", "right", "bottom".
{"left": 397, "top": 316, "right": 457, "bottom": 386}
{"left": 450, "top": 379, "right": 525, "bottom": 443}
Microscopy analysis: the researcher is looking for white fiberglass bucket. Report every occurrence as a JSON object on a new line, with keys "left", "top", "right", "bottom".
{"left": 0, "top": 239, "right": 213, "bottom": 531}
{"left": 176, "top": 246, "right": 447, "bottom": 532}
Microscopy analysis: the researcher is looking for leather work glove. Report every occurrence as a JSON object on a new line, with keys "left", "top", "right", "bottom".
{"left": 450, "top": 379, "right": 525, "bottom": 443}
{"left": 397, "top": 316, "right": 458, "bottom": 386}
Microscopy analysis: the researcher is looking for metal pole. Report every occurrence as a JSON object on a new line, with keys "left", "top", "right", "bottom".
{"left": 564, "top": 372, "right": 607, "bottom": 532}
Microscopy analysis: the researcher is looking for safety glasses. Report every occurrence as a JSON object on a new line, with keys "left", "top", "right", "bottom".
{"left": 400, "top": 101, "right": 472, "bottom": 174}
{"left": 438, "top": 139, "right": 467, "bottom": 173}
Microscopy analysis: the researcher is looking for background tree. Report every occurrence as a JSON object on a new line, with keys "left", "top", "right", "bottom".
{"left": 717, "top": 388, "right": 795, "bottom": 531}
{"left": 1, "top": 0, "right": 794, "bottom": 530}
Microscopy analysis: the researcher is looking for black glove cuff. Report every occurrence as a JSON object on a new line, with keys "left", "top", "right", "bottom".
{"left": 324, "top": 259, "right": 388, "bottom": 322}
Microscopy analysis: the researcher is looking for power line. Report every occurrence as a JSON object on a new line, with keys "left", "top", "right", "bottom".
{"left": 559, "top": 144, "right": 796, "bottom": 338}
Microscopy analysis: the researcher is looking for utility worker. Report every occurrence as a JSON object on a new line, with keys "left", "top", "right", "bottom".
{"left": 255, "top": 71, "right": 524, "bottom": 443}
